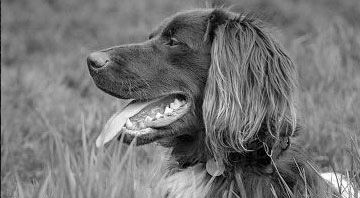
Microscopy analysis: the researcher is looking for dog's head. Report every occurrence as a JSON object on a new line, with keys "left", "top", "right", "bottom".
{"left": 87, "top": 8, "right": 297, "bottom": 163}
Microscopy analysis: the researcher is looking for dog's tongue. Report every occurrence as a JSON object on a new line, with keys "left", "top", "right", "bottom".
{"left": 95, "top": 98, "right": 161, "bottom": 147}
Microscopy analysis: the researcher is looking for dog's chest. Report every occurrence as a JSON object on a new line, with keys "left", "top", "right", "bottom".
{"left": 156, "top": 164, "right": 211, "bottom": 198}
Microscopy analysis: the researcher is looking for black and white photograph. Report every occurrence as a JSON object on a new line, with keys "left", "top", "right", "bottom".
{"left": 1, "top": 0, "right": 359, "bottom": 197}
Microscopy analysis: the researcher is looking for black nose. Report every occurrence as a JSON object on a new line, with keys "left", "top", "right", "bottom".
{"left": 87, "top": 52, "right": 110, "bottom": 69}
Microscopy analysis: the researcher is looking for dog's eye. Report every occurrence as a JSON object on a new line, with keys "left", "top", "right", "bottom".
{"left": 166, "top": 37, "right": 181, "bottom": 46}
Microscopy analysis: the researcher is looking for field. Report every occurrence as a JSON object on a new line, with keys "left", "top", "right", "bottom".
{"left": 1, "top": 0, "right": 360, "bottom": 197}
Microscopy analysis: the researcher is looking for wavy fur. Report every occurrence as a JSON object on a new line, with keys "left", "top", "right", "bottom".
{"left": 203, "top": 13, "right": 297, "bottom": 162}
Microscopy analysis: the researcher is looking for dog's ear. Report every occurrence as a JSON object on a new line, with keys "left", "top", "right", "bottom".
{"left": 202, "top": 12, "right": 297, "bottom": 162}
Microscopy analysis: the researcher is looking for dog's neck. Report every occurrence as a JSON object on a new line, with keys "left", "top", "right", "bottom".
{"left": 156, "top": 150, "right": 276, "bottom": 198}
{"left": 154, "top": 126, "right": 314, "bottom": 198}
{"left": 167, "top": 120, "right": 294, "bottom": 169}
{"left": 155, "top": 141, "right": 330, "bottom": 198}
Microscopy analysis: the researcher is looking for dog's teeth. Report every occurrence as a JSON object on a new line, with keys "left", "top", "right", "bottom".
{"left": 155, "top": 112, "right": 163, "bottom": 119}
{"left": 171, "top": 99, "right": 181, "bottom": 109}
{"left": 126, "top": 119, "right": 133, "bottom": 128}
{"left": 145, "top": 116, "right": 152, "bottom": 123}
{"left": 169, "top": 102, "right": 175, "bottom": 109}
{"left": 164, "top": 106, "right": 173, "bottom": 115}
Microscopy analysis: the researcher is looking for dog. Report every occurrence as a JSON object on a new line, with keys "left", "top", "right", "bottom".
{"left": 87, "top": 8, "right": 338, "bottom": 198}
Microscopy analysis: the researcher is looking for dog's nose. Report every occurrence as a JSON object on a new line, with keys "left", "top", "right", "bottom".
{"left": 87, "top": 52, "right": 110, "bottom": 69}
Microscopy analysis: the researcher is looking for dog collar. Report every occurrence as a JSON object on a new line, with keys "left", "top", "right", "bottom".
{"left": 206, "top": 158, "right": 225, "bottom": 177}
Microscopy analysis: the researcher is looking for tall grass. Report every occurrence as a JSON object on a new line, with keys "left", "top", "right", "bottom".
{"left": 1, "top": 0, "right": 359, "bottom": 197}
{"left": 3, "top": 110, "right": 167, "bottom": 198}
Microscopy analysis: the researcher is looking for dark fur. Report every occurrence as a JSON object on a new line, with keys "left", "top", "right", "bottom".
{"left": 88, "top": 8, "right": 334, "bottom": 197}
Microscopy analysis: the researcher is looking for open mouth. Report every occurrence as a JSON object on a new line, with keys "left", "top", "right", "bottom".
{"left": 96, "top": 94, "right": 190, "bottom": 147}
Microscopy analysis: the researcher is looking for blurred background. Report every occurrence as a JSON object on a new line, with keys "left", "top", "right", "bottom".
{"left": 1, "top": 0, "right": 360, "bottom": 197}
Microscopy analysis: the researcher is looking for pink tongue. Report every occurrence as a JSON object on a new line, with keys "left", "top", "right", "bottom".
{"left": 96, "top": 98, "right": 163, "bottom": 147}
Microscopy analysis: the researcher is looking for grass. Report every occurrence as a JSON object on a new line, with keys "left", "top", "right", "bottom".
{"left": 1, "top": 0, "right": 359, "bottom": 197}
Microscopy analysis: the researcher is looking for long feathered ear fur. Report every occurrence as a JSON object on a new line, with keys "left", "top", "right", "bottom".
{"left": 203, "top": 10, "right": 297, "bottom": 162}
